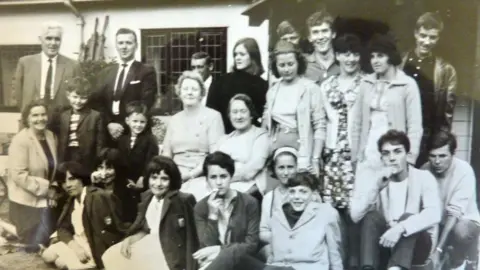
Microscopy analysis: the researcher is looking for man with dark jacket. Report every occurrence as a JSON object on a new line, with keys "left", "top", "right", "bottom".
{"left": 41, "top": 161, "right": 127, "bottom": 269}
{"left": 400, "top": 12, "right": 457, "bottom": 168}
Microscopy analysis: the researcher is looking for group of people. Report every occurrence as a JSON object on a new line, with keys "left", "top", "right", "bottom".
{"left": 5, "top": 6, "right": 478, "bottom": 270}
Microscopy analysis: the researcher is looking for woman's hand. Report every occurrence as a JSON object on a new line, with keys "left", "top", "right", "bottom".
{"left": 120, "top": 238, "right": 132, "bottom": 259}
{"left": 311, "top": 160, "right": 320, "bottom": 178}
{"left": 193, "top": 245, "right": 221, "bottom": 264}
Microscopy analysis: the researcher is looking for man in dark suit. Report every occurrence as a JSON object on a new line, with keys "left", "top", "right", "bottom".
{"left": 14, "top": 21, "right": 79, "bottom": 133}
{"left": 90, "top": 28, "right": 157, "bottom": 146}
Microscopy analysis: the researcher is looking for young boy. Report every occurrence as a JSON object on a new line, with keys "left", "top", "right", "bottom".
{"left": 58, "top": 76, "right": 105, "bottom": 172}
{"left": 118, "top": 101, "right": 159, "bottom": 191}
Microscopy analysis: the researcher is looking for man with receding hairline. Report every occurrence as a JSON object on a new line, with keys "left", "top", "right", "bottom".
{"left": 14, "top": 21, "right": 79, "bottom": 133}
{"left": 191, "top": 52, "right": 213, "bottom": 105}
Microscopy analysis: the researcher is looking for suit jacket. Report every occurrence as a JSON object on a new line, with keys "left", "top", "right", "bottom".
{"left": 401, "top": 52, "right": 457, "bottom": 132}
{"left": 58, "top": 108, "right": 105, "bottom": 171}
{"left": 194, "top": 191, "right": 260, "bottom": 256}
{"left": 7, "top": 128, "right": 57, "bottom": 208}
{"left": 90, "top": 61, "right": 157, "bottom": 125}
{"left": 117, "top": 131, "right": 158, "bottom": 182}
{"left": 206, "top": 70, "right": 268, "bottom": 133}
{"left": 57, "top": 186, "right": 128, "bottom": 269}
{"left": 14, "top": 53, "right": 79, "bottom": 112}
{"left": 127, "top": 190, "right": 198, "bottom": 270}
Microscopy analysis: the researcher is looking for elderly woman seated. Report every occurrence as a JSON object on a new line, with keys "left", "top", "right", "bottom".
{"left": 161, "top": 71, "right": 225, "bottom": 201}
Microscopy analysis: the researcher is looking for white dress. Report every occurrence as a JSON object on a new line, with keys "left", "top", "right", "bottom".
{"left": 102, "top": 198, "right": 171, "bottom": 270}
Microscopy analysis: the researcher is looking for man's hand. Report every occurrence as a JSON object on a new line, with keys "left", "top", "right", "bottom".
{"left": 377, "top": 166, "right": 397, "bottom": 191}
{"left": 207, "top": 197, "right": 223, "bottom": 221}
{"left": 91, "top": 171, "right": 102, "bottom": 184}
{"left": 193, "top": 246, "right": 221, "bottom": 263}
{"left": 69, "top": 241, "right": 90, "bottom": 263}
{"left": 379, "top": 224, "right": 405, "bottom": 248}
{"left": 107, "top": 123, "right": 124, "bottom": 139}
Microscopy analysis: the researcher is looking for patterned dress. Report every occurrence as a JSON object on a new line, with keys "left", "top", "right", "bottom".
{"left": 321, "top": 75, "right": 362, "bottom": 209}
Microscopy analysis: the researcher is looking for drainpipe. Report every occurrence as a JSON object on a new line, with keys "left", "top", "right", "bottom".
{"left": 64, "top": 0, "right": 86, "bottom": 59}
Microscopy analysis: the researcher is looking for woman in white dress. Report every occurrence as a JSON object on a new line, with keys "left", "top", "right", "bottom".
{"left": 102, "top": 156, "right": 198, "bottom": 270}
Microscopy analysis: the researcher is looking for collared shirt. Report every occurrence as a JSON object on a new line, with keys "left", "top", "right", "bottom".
{"left": 202, "top": 75, "right": 213, "bottom": 105}
{"left": 304, "top": 52, "right": 340, "bottom": 86}
{"left": 72, "top": 187, "right": 87, "bottom": 237}
{"left": 40, "top": 52, "right": 58, "bottom": 99}
{"left": 217, "top": 190, "right": 237, "bottom": 245}
{"left": 114, "top": 59, "right": 135, "bottom": 94}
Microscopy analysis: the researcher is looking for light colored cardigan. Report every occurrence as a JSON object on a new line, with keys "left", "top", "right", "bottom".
{"left": 422, "top": 157, "right": 480, "bottom": 224}
{"left": 263, "top": 77, "right": 322, "bottom": 170}
{"left": 350, "top": 163, "right": 441, "bottom": 255}
{"left": 350, "top": 70, "right": 423, "bottom": 164}
{"left": 7, "top": 128, "right": 57, "bottom": 208}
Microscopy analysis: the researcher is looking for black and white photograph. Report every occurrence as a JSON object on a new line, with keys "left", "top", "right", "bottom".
{"left": 0, "top": 0, "right": 479, "bottom": 269}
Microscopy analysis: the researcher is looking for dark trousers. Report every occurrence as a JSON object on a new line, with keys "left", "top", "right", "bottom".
{"left": 415, "top": 134, "right": 430, "bottom": 168}
{"left": 204, "top": 247, "right": 294, "bottom": 270}
{"left": 338, "top": 208, "right": 361, "bottom": 269}
{"left": 359, "top": 211, "right": 432, "bottom": 270}
{"left": 445, "top": 219, "right": 480, "bottom": 268}
{"left": 9, "top": 201, "right": 55, "bottom": 248}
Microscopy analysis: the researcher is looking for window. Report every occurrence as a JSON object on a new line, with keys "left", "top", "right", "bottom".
{"left": 0, "top": 45, "right": 41, "bottom": 112}
{"left": 141, "top": 27, "right": 227, "bottom": 115}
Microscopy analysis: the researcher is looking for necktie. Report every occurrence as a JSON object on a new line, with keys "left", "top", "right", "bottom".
{"left": 114, "top": 63, "right": 127, "bottom": 100}
{"left": 44, "top": 58, "right": 53, "bottom": 102}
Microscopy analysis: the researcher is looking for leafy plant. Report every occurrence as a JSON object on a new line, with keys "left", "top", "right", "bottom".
{"left": 78, "top": 57, "right": 117, "bottom": 87}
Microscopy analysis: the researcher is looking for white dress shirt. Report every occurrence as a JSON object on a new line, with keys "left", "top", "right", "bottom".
{"left": 40, "top": 53, "right": 58, "bottom": 99}
{"left": 71, "top": 187, "right": 94, "bottom": 258}
{"left": 202, "top": 75, "right": 213, "bottom": 105}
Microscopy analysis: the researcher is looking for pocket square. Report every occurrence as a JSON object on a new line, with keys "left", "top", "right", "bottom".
{"left": 130, "top": 80, "right": 141, "bottom": 84}
{"left": 178, "top": 217, "right": 185, "bottom": 228}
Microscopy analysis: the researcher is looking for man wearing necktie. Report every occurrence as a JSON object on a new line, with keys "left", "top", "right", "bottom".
{"left": 14, "top": 21, "right": 79, "bottom": 133}
{"left": 90, "top": 28, "right": 157, "bottom": 147}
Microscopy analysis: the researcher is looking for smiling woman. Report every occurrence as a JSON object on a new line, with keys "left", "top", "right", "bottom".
{"left": 7, "top": 99, "right": 59, "bottom": 251}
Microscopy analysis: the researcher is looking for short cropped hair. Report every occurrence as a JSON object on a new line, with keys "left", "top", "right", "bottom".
{"left": 191, "top": 52, "right": 212, "bottom": 66}
{"left": 21, "top": 99, "right": 48, "bottom": 128}
{"left": 202, "top": 151, "right": 235, "bottom": 177}
{"left": 367, "top": 34, "right": 402, "bottom": 66}
{"left": 116, "top": 28, "right": 137, "bottom": 43}
{"left": 285, "top": 172, "right": 317, "bottom": 190}
{"left": 227, "top": 93, "right": 260, "bottom": 126}
{"left": 377, "top": 129, "right": 411, "bottom": 153}
{"left": 125, "top": 100, "right": 148, "bottom": 117}
{"left": 41, "top": 21, "right": 63, "bottom": 36}
{"left": 175, "top": 70, "right": 206, "bottom": 97}
{"left": 65, "top": 76, "right": 92, "bottom": 97}
{"left": 416, "top": 12, "right": 444, "bottom": 32}
{"left": 306, "top": 10, "right": 335, "bottom": 32}
{"left": 428, "top": 131, "right": 457, "bottom": 154}
{"left": 144, "top": 156, "right": 182, "bottom": 191}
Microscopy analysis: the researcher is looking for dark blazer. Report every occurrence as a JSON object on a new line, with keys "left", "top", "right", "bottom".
{"left": 127, "top": 190, "right": 199, "bottom": 270}
{"left": 57, "top": 186, "right": 128, "bottom": 269}
{"left": 57, "top": 108, "right": 105, "bottom": 171}
{"left": 206, "top": 70, "right": 268, "bottom": 133}
{"left": 194, "top": 192, "right": 260, "bottom": 256}
{"left": 90, "top": 61, "right": 157, "bottom": 125}
{"left": 117, "top": 131, "right": 159, "bottom": 183}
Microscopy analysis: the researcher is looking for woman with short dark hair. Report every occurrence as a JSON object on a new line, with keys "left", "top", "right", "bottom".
{"left": 351, "top": 34, "right": 423, "bottom": 167}
{"left": 102, "top": 156, "right": 198, "bottom": 270}
{"left": 8, "top": 99, "right": 59, "bottom": 251}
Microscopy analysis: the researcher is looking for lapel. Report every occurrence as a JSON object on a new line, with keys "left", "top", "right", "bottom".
{"left": 33, "top": 54, "right": 42, "bottom": 94}
{"left": 82, "top": 186, "right": 95, "bottom": 226}
{"left": 433, "top": 57, "right": 441, "bottom": 91}
{"left": 57, "top": 197, "right": 75, "bottom": 226}
{"left": 160, "top": 190, "right": 178, "bottom": 224}
{"left": 54, "top": 55, "right": 66, "bottom": 98}
{"left": 116, "top": 61, "right": 139, "bottom": 99}
{"left": 292, "top": 202, "right": 318, "bottom": 230}
{"left": 27, "top": 128, "right": 49, "bottom": 175}
{"left": 77, "top": 108, "right": 89, "bottom": 129}
{"left": 107, "top": 65, "right": 119, "bottom": 102}
{"left": 295, "top": 78, "right": 308, "bottom": 113}
{"left": 273, "top": 205, "right": 292, "bottom": 230}
{"left": 405, "top": 166, "right": 416, "bottom": 213}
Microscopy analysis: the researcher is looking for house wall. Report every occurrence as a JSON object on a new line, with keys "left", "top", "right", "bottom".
{"left": 0, "top": 3, "right": 269, "bottom": 171}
